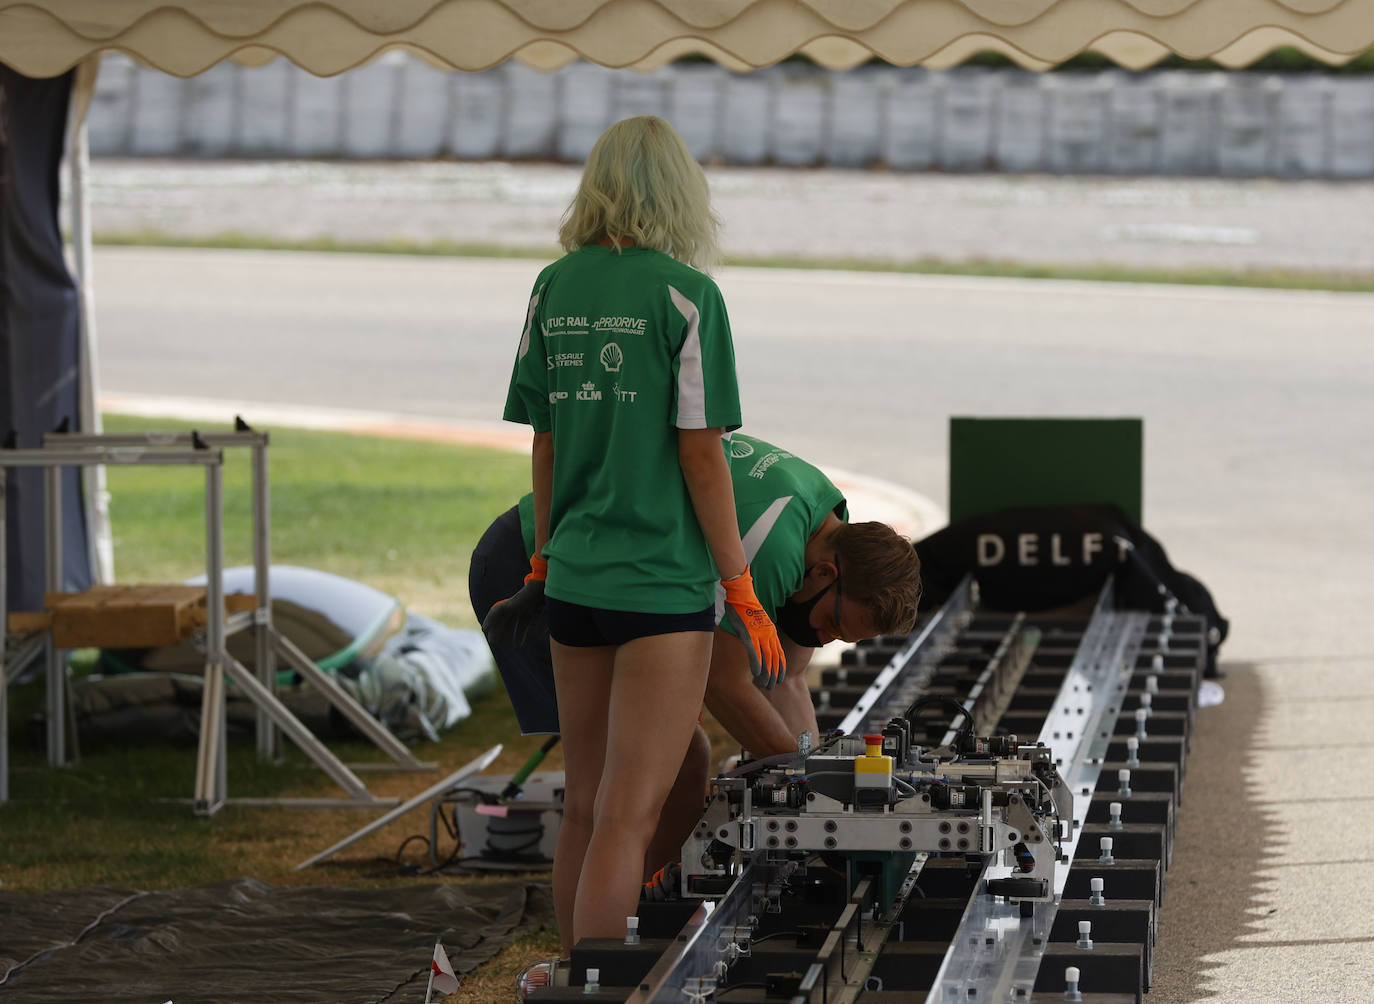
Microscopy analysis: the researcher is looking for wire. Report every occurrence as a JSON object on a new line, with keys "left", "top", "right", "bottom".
{"left": 747, "top": 930, "right": 803, "bottom": 945}
{"left": 904, "top": 695, "right": 974, "bottom": 737}
{"left": 716, "top": 982, "right": 768, "bottom": 997}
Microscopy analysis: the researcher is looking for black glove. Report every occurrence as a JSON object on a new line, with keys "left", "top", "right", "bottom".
{"left": 482, "top": 579, "right": 547, "bottom": 647}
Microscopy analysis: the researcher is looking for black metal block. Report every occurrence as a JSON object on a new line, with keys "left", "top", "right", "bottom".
{"left": 1035, "top": 942, "right": 1143, "bottom": 1003}
{"left": 1080, "top": 822, "right": 1168, "bottom": 869}
{"left": 1063, "top": 858, "right": 1162, "bottom": 908}
{"left": 1052, "top": 898, "right": 1156, "bottom": 987}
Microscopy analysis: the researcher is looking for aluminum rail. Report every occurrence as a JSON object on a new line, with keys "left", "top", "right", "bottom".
{"left": 625, "top": 865, "right": 764, "bottom": 1004}
{"left": 924, "top": 580, "right": 1149, "bottom": 1002}
{"left": 836, "top": 575, "right": 975, "bottom": 737}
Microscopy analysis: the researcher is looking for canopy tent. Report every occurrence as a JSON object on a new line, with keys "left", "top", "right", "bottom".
{"left": 3, "top": 0, "right": 1372, "bottom": 75}
{"left": 2, "top": 0, "right": 1373, "bottom": 615}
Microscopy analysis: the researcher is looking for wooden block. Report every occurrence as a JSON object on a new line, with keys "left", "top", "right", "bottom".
{"left": 42, "top": 584, "right": 210, "bottom": 648}
{"left": 186, "top": 592, "right": 258, "bottom": 628}
{"left": 6, "top": 611, "right": 53, "bottom": 635}
{"left": 32, "top": 587, "right": 262, "bottom": 648}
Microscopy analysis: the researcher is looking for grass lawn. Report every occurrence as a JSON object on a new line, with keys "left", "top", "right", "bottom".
{"left": 1, "top": 415, "right": 563, "bottom": 1001}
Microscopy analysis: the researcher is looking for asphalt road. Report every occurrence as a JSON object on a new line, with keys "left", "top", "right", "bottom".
{"left": 92, "top": 246, "right": 1374, "bottom": 669}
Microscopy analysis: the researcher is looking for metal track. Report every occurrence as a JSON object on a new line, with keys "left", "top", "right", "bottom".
{"left": 531, "top": 578, "right": 1205, "bottom": 1003}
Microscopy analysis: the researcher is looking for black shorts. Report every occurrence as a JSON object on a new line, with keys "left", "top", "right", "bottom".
{"left": 546, "top": 596, "right": 715, "bottom": 648}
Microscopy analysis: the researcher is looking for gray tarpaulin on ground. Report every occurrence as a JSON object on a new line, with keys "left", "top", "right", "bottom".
{"left": 0, "top": 877, "right": 553, "bottom": 1002}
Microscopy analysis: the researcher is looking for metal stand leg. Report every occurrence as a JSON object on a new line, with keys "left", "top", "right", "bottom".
{"left": 251, "top": 438, "right": 277, "bottom": 761}
{"left": 273, "top": 632, "right": 437, "bottom": 771}
{"left": 43, "top": 466, "right": 66, "bottom": 768}
{"left": 221, "top": 654, "right": 385, "bottom": 804}
{"left": 0, "top": 655, "right": 7, "bottom": 805}
{"left": 194, "top": 656, "right": 227, "bottom": 814}
{"left": 0, "top": 468, "right": 6, "bottom": 802}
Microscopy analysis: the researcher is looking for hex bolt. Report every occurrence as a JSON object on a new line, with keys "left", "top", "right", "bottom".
{"left": 1075, "top": 920, "right": 1094, "bottom": 950}
{"left": 1134, "top": 707, "right": 1149, "bottom": 739}
{"left": 1109, "top": 801, "right": 1124, "bottom": 830}
{"left": 583, "top": 967, "right": 601, "bottom": 994}
{"left": 625, "top": 916, "right": 640, "bottom": 946}
{"left": 1125, "top": 736, "right": 1141, "bottom": 768}
{"left": 1145, "top": 674, "right": 1159, "bottom": 694}
{"left": 1089, "top": 877, "right": 1106, "bottom": 906}
{"left": 1099, "top": 836, "right": 1115, "bottom": 865}
{"left": 1117, "top": 769, "right": 1133, "bottom": 798}
{"left": 1064, "top": 966, "right": 1083, "bottom": 1001}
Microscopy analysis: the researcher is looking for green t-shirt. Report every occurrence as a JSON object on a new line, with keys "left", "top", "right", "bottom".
{"left": 515, "top": 433, "right": 846, "bottom": 630}
{"left": 503, "top": 245, "right": 743, "bottom": 613}
{"left": 719, "top": 434, "right": 848, "bottom": 638}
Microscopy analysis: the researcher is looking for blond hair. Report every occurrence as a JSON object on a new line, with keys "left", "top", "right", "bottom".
{"left": 559, "top": 116, "right": 721, "bottom": 272}
{"left": 833, "top": 522, "right": 923, "bottom": 636}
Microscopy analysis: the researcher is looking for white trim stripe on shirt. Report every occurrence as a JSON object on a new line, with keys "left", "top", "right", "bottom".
{"left": 668, "top": 283, "right": 707, "bottom": 427}
{"left": 517, "top": 284, "right": 543, "bottom": 362}
{"left": 714, "top": 495, "right": 794, "bottom": 623}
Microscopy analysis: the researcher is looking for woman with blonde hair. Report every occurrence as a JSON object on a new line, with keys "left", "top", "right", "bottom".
{"left": 488, "top": 115, "right": 785, "bottom": 958}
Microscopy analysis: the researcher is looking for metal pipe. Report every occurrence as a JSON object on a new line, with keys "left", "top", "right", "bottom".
{"left": 252, "top": 436, "right": 276, "bottom": 759}
{"left": 43, "top": 465, "right": 64, "bottom": 767}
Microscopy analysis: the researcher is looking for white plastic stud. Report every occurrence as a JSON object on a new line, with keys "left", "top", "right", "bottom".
{"left": 625, "top": 916, "right": 640, "bottom": 945}
{"left": 1109, "top": 801, "right": 1124, "bottom": 830}
{"left": 1117, "top": 768, "right": 1132, "bottom": 798}
{"left": 1134, "top": 707, "right": 1149, "bottom": 738}
{"left": 1089, "top": 877, "right": 1106, "bottom": 906}
{"left": 1140, "top": 692, "right": 1153, "bottom": 712}
{"left": 583, "top": 967, "right": 601, "bottom": 994}
{"left": 1099, "top": 836, "right": 1115, "bottom": 864}
{"left": 1151, "top": 654, "right": 1164, "bottom": 672}
{"left": 1076, "top": 920, "right": 1093, "bottom": 950}
{"left": 1145, "top": 675, "right": 1159, "bottom": 694}
{"left": 1125, "top": 736, "right": 1140, "bottom": 767}
{"left": 1064, "top": 965, "right": 1083, "bottom": 1001}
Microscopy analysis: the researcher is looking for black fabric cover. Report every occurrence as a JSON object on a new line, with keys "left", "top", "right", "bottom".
{"left": 0, "top": 65, "right": 91, "bottom": 617}
{"left": 0, "top": 877, "right": 553, "bottom": 1002}
{"left": 915, "top": 504, "right": 1228, "bottom": 671}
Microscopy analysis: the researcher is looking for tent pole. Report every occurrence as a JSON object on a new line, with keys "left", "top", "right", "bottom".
{"left": 67, "top": 56, "right": 113, "bottom": 585}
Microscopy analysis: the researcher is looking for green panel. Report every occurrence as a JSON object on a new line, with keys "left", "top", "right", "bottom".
{"left": 949, "top": 418, "right": 1142, "bottom": 524}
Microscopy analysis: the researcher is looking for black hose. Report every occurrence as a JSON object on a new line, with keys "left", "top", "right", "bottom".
{"left": 903, "top": 695, "right": 974, "bottom": 736}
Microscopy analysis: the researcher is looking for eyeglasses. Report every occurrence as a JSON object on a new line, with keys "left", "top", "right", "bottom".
{"left": 826, "top": 562, "right": 860, "bottom": 644}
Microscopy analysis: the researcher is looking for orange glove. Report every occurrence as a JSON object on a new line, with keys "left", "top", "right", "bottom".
{"left": 720, "top": 566, "right": 786, "bottom": 688}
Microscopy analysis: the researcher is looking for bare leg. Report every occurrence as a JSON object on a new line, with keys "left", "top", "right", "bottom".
{"left": 550, "top": 641, "right": 614, "bottom": 957}
{"left": 645, "top": 724, "right": 711, "bottom": 880}
{"left": 573, "top": 630, "right": 712, "bottom": 941}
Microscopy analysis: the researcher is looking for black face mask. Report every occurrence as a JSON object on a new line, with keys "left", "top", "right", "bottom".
{"left": 776, "top": 580, "right": 834, "bottom": 649}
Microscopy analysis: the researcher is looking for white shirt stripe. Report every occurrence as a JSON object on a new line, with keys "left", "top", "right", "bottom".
{"left": 517, "top": 284, "right": 543, "bottom": 362}
{"left": 668, "top": 283, "right": 707, "bottom": 427}
{"left": 714, "top": 495, "right": 794, "bottom": 622}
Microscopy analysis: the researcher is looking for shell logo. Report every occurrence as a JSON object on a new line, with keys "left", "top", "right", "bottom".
{"left": 729, "top": 440, "right": 755, "bottom": 459}
{"left": 600, "top": 342, "right": 623, "bottom": 373}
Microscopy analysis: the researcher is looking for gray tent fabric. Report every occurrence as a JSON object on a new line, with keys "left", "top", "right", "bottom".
{"left": 0, "top": 877, "right": 553, "bottom": 1002}
{"left": 0, "top": 65, "right": 92, "bottom": 619}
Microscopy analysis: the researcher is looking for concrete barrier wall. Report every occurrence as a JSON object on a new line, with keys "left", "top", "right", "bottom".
{"left": 86, "top": 53, "right": 1374, "bottom": 177}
